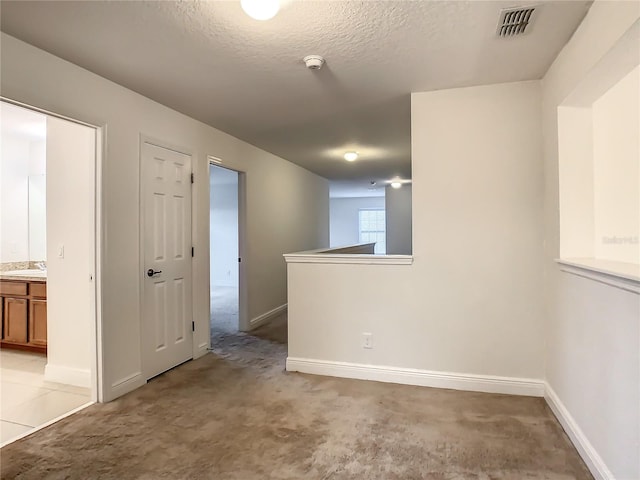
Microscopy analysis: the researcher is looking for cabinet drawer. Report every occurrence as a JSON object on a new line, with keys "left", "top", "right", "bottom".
{"left": 0, "top": 282, "right": 27, "bottom": 296}
{"left": 30, "top": 282, "right": 47, "bottom": 298}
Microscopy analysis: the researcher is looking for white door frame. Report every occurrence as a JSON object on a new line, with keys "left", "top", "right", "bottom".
{"left": 208, "top": 160, "right": 248, "bottom": 334}
{"left": 139, "top": 135, "right": 195, "bottom": 378}
{"left": 0, "top": 96, "right": 103, "bottom": 403}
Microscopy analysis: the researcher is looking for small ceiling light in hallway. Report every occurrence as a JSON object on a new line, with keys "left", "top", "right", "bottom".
{"left": 390, "top": 181, "right": 402, "bottom": 189}
{"left": 344, "top": 151, "right": 358, "bottom": 162}
{"left": 241, "top": 0, "right": 280, "bottom": 20}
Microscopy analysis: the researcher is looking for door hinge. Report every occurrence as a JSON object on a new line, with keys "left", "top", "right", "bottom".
{"left": 191, "top": 247, "right": 194, "bottom": 257}
{"left": 238, "top": 257, "right": 241, "bottom": 263}
{"left": 192, "top": 321, "right": 195, "bottom": 332}
{"left": 190, "top": 173, "right": 194, "bottom": 184}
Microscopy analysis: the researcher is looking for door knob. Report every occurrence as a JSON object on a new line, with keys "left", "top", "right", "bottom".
{"left": 147, "top": 269, "right": 162, "bottom": 277}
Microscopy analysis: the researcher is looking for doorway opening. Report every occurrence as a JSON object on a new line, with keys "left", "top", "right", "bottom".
{"left": 209, "top": 164, "right": 240, "bottom": 336}
{"left": 0, "top": 100, "right": 99, "bottom": 446}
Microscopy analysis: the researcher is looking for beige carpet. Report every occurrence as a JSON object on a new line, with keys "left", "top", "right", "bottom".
{"left": 210, "top": 285, "right": 239, "bottom": 334}
{"left": 1, "top": 314, "right": 592, "bottom": 479}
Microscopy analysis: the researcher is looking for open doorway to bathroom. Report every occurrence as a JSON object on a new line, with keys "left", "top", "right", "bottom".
{"left": 0, "top": 101, "right": 98, "bottom": 446}
{"left": 209, "top": 163, "right": 240, "bottom": 337}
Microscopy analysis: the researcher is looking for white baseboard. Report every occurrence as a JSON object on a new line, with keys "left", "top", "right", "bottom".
{"left": 44, "top": 364, "right": 91, "bottom": 388}
{"left": 544, "top": 383, "right": 613, "bottom": 480}
{"left": 105, "top": 371, "right": 145, "bottom": 402}
{"left": 249, "top": 303, "right": 287, "bottom": 330}
{"left": 286, "top": 357, "right": 545, "bottom": 397}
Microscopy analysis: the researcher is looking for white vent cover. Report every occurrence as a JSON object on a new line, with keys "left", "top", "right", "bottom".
{"left": 497, "top": 6, "right": 536, "bottom": 37}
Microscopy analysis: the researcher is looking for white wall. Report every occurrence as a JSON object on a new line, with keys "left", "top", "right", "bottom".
{"left": 542, "top": 4, "right": 640, "bottom": 479}
{"left": 0, "top": 130, "right": 46, "bottom": 263}
{"left": 28, "top": 139, "right": 46, "bottom": 262}
{"left": 210, "top": 167, "right": 239, "bottom": 288}
{"left": 0, "top": 134, "right": 30, "bottom": 263}
{"left": 558, "top": 106, "right": 595, "bottom": 258}
{"left": 289, "top": 81, "right": 544, "bottom": 384}
{"left": 330, "top": 196, "right": 385, "bottom": 248}
{"left": 385, "top": 185, "right": 412, "bottom": 255}
{"left": 593, "top": 65, "right": 639, "bottom": 264}
{"left": 28, "top": 173, "right": 46, "bottom": 261}
{"left": 0, "top": 33, "right": 329, "bottom": 401}
{"left": 44, "top": 116, "right": 94, "bottom": 387}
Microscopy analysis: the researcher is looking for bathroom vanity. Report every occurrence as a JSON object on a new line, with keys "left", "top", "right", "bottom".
{"left": 0, "top": 273, "right": 47, "bottom": 353}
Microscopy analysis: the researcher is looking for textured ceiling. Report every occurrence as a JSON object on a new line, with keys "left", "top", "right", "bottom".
{"left": 0, "top": 0, "right": 591, "bottom": 192}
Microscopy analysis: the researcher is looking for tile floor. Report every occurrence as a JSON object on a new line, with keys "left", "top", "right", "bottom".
{"left": 0, "top": 349, "right": 91, "bottom": 445}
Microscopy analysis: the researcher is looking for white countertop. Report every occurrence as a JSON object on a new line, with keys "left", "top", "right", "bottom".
{"left": 0, "top": 270, "right": 47, "bottom": 282}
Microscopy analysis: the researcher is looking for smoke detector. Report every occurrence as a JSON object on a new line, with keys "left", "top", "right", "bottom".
{"left": 303, "top": 55, "right": 325, "bottom": 70}
{"left": 496, "top": 6, "right": 537, "bottom": 37}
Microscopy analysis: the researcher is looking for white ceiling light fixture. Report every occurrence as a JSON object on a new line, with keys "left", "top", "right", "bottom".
{"left": 390, "top": 181, "right": 402, "bottom": 189}
{"left": 241, "top": 0, "right": 280, "bottom": 21}
{"left": 343, "top": 151, "right": 358, "bottom": 162}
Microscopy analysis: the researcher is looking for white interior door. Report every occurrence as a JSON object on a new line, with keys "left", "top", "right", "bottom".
{"left": 141, "top": 141, "right": 193, "bottom": 379}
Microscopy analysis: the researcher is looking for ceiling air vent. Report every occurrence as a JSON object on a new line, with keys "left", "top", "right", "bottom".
{"left": 497, "top": 6, "right": 536, "bottom": 37}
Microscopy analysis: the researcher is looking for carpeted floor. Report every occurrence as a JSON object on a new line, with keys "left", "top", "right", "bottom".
{"left": 210, "top": 285, "right": 239, "bottom": 334}
{"left": 0, "top": 314, "right": 592, "bottom": 479}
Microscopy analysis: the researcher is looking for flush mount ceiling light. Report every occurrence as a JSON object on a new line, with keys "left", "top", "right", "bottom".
{"left": 389, "top": 177, "right": 412, "bottom": 189}
{"left": 241, "top": 0, "right": 280, "bottom": 20}
{"left": 343, "top": 151, "right": 358, "bottom": 162}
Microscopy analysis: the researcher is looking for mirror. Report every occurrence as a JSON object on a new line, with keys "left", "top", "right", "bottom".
{"left": 28, "top": 174, "right": 47, "bottom": 262}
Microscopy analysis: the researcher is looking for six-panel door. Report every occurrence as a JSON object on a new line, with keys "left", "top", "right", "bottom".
{"left": 141, "top": 142, "right": 193, "bottom": 380}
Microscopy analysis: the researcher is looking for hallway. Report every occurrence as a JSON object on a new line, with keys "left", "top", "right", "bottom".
{"left": 210, "top": 285, "right": 239, "bottom": 334}
{"left": 1, "top": 314, "right": 591, "bottom": 479}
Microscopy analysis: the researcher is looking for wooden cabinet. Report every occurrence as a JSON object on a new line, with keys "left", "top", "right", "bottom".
{"left": 29, "top": 300, "right": 48, "bottom": 347}
{"left": 0, "top": 280, "right": 47, "bottom": 353}
{"left": 4, "top": 297, "right": 28, "bottom": 343}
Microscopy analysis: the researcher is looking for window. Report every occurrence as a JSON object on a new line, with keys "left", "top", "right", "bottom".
{"left": 359, "top": 208, "right": 386, "bottom": 254}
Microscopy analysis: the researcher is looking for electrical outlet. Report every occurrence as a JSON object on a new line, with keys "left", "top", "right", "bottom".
{"left": 362, "top": 332, "right": 373, "bottom": 349}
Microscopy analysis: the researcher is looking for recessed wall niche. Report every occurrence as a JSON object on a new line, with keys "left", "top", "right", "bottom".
{"left": 557, "top": 23, "right": 639, "bottom": 275}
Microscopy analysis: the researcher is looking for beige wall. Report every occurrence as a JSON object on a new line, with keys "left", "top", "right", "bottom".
{"left": 385, "top": 184, "right": 412, "bottom": 255}
{"left": 44, "top": 116, "right": 95, "bottom": 387}
{"left": 592, "top": 65, "right": 639, "bottom": 263}
{"left": 542, "top": 3, "right": 639, "bottom": 478}
{"left": 0, "top": 33, "right": 329, "bottom": 401}
{"left": 289, "top": 80, "right": 545, "bottom": 383}
{"left": 330, "top": 196, "right": 385, "bottom": 248}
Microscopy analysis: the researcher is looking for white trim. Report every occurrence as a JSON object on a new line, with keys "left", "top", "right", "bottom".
{"left": 195, "top": 342, "right": 209, "bottom": 358}
{"left": 0, "top": 96, "right": 99, "bottom": 129}
{"left": 556, "top": 259, "right": 640, "bottom": 294}
{"left": 284, "top": 254, "right": 413, "bottom": 265}
{"left": 108, "top": 372, "right": 145, "bottom": 401}
{"left": 249, "top": 303, "right": 288, "bottom": 330}
{"left": 544, "top": 383, "right": 614, "bottom": 480}
{"left": 0, "top": 401, "right": 94, "bottom": 448}
{"left": 44, "top": 364, "right": 92, "bottom": 388}
{"left": 93, "top": 126, "right": 104, "bottom": 403}
{"left": 2, "top": 98, "right": 103, "bottom": 403}
{"left": 286, "top": 357, "right": 544, "bottom": 397}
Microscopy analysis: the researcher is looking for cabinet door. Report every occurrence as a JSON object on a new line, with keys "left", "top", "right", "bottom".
{"left": 3, "top": 297, "right": 28, "bottom": 343}
{"left": 29, "top": 300, "right": 47, "bottom": 346}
